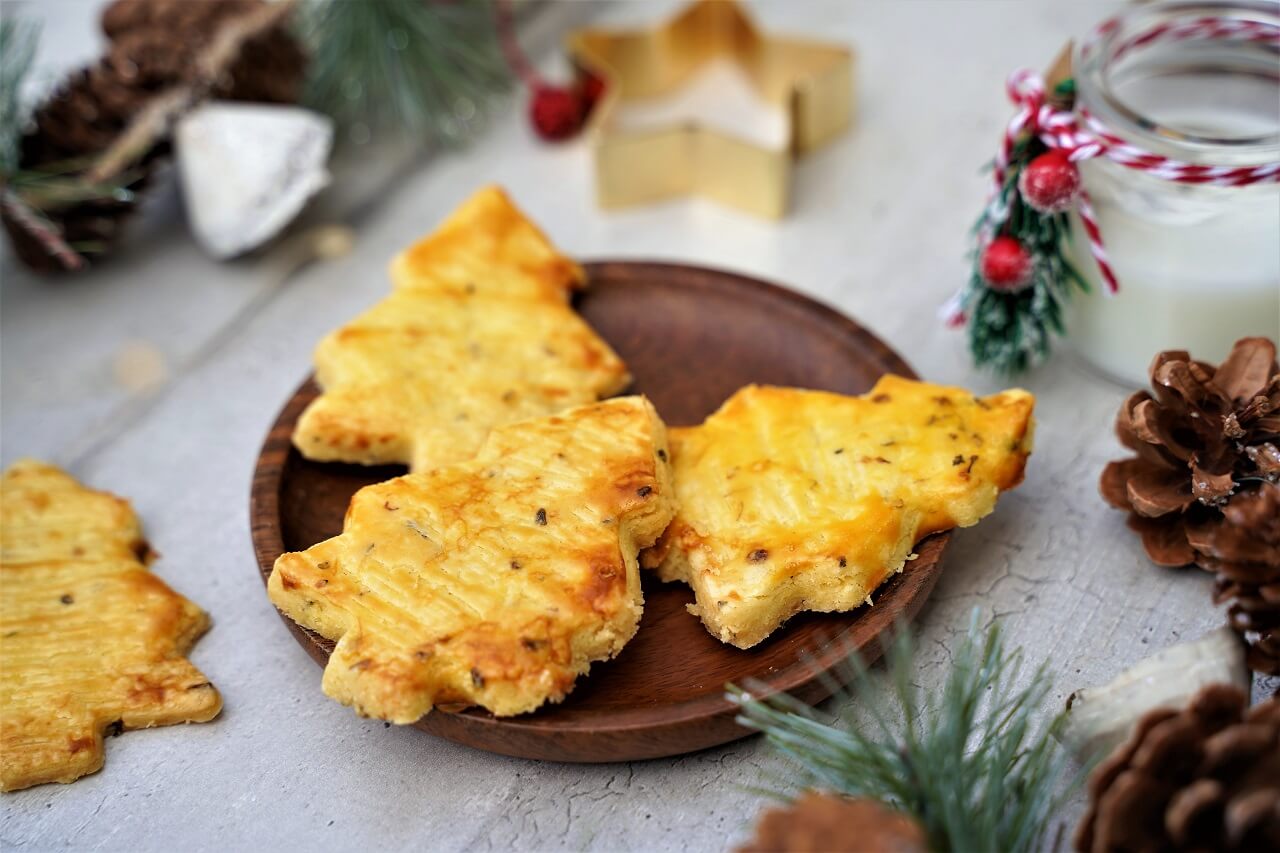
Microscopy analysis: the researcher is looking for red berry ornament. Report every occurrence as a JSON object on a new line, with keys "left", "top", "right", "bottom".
{"left": 1018, "top": 150, "right": 1082, "bottom": 213}
{"left": 980, "top": 236, "right": 1034, "bottom": 292}
{"left": 530, "top": 85, "right": 586, "bottom": 142}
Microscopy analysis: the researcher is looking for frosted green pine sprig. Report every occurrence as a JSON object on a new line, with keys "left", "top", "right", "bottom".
{"left": 731, "top": 611, "right": 1076, "bottom": 853}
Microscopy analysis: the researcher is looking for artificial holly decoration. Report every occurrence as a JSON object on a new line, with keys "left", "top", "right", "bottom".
{"left": 1100, "top": 337, "right": 1280, "bottom": 674}
{"left": 1018, "top": 149, "right": 1082, "bottom": 214}
{"left": 946, "top": 78, "right": 1088, "bottom": 374}
{"left": 980, "top": 236, "right": 1033, "bottom": 292}
{"left": 1074, "top": 683, "right": 1280, "bottom": 853}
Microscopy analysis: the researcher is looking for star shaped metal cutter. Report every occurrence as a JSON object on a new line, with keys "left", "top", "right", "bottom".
{"left": 567, "top": 0, "right": 855, "bottom": 218}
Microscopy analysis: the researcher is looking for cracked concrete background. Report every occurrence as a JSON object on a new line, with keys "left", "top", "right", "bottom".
{"left": 3, "top": 1, "right": 1273, "bottom": 850}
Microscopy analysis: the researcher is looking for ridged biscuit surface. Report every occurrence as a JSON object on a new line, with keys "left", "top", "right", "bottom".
{"left": 0, "top": 461, "right": 221, "bottom": 793}
{"left": 293, "top": 186, "right": 629, "bottom": 472}
{"left": 644, "top": 376, "right": 1035, "bottom": 648}
{"left": 270, "top": 396, "right": 675, "bottom": 722}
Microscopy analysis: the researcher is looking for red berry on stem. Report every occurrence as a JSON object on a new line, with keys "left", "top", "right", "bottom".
{"left": 1018, "top": 150, "right": 1082, "bottom": 213}
{"left": 530, "top": 85, "right": 586, "bottom": 142}
{"left": 980, "top": 236, "right": 1034, "bottom": 292}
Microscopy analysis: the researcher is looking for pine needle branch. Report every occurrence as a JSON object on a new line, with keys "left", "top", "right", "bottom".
{"left": 296, "top": 0, "right": 511, "bottom": 147}
{"left": 731, "top": 611, "right": 1075, "bottom": 853}
{"left": 0, "top": 16, "right": 38, "bottom": 175}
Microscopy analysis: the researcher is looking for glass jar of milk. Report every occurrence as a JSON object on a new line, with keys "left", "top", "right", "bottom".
{"left": 1068, "top": 0, "right": 1280, "bottom": 387}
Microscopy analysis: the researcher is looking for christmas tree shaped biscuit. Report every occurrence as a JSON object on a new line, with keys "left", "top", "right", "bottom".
{"left": 1, "top": 461, "right": 221, "bottom": 792}
{"left": 270, "top": 397, "right": 675, "bottom": 722}
{"left": 644, "top": 376, "right": 1035, "bottom": 648}
{"left": 293, "top": 186, "right": 629, "bottom": 472}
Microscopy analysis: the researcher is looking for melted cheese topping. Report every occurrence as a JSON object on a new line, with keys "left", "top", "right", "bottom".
{"left": 645, "top": 376, "right": 1035, "bottom": 648}
{"left": 0, "top": 461, "right": 221, "bottom": 792}
{"left": 294, "top": 186, "right": 629, "bottom": 471}
{"left": 270, "top": 397, "right": 676, "bottom": 722}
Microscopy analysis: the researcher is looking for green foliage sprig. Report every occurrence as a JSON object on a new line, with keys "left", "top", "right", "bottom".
{"left": 296, "top": 0, "right": 511, "bottom": 147}
{"left": 732, "top": 612, "right": 1075, "bottom": 853}
{"left": 0, "top": 17, "right": 38, "bottom": 174}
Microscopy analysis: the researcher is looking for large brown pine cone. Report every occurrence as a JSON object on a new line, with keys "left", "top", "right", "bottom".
{"left": 1100, "top": 339, "right": 1280, "bottom": 675}
{"left": 739, "top": 793, "right": 929, "bottom": 853}
{"left": 1075, "top": 684, "right": 1280, "bottom": 853}
{"left": 1100, "top": 338, "right": 1280, "bottom": 567}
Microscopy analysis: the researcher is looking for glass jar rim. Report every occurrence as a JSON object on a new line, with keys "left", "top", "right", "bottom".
{"left": 1073, "top": 0, "right": 1280, "bottom": 168}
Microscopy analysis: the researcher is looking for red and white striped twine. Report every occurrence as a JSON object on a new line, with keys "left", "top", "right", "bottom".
{"left": 991, "top": 15, "right": 1280, "bottom": 297}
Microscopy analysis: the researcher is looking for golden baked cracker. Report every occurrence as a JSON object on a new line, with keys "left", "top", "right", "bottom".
{"left": 644, "top": 376, "right": 1035, "bottom": 648}
{"left": 0, "top": 460, "right": 221, "bottom": 793}
{"left": 293, "top": 186, "right": 630, "bottom": 472}
{"left": 270, "top": 396, "right": 675, "bottom": 722}
{"left": 389, "top": 185, "right": 586, "bottom": 300}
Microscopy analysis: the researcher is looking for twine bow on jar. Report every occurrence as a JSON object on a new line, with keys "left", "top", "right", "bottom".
{"left": 994, "top": 16, "right": 1280, "bottom": 296}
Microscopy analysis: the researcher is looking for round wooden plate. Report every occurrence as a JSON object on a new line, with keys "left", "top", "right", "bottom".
{"left": 251, "top": 261, "right": 948, "bottom": 762}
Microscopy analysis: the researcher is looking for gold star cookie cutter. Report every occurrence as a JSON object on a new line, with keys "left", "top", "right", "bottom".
{"left": 567, "top": 0, "right": 854, "bottom": 219}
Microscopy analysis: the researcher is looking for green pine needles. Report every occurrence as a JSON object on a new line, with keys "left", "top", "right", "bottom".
{"left": 295, "top": 0, "right": 511, "bottom": 147}
{"left": 0, "top": 17, "right": 39, "bottom": 175}
{"left": 732, "top": 612, "right": 1074, "bottom": 853}
{"left": 963, "top": 138, "right": 1090, "bottom": 374}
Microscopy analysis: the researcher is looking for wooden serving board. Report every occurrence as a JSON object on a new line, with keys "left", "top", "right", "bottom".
{"left": 250, "top": 261, "right": 948, "bottom": 762}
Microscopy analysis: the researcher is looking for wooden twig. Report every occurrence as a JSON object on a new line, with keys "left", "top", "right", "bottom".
{"left": 1, "top": 186, "right": 85, "bottom": 270}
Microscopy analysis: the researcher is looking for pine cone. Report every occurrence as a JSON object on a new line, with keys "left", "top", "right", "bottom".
{"left": 739, "top": 793, "right": 929, "bottom": 853}
{"left": 102, "top": 0, "right": 261, "bottom": 42}
{"left": 101, "top": 0, "right": 305, "bottom": 105}
{"left": 1100, "top": 339, "right": 1280, "bottom": 567}
{"left": 1188, "top": 484, "right": 1280, "bottom": 675}
{"left": 1075, "top": 683, "right": 1280, "bottom": 853}
{"left": 216, "top": 26, "right": 307, "bottom": 106}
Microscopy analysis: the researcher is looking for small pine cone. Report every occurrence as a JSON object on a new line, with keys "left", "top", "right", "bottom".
{"left": 739, "top": 793, "right": 929, "bottom": 853}
{"left": 102, "top": 0, "right": 305, "bottom": 105}
{"left": 1100, "top": 339, "right": 1280, "bottom": 568}
{"left": 104, "top": 30, "right": 193, "bottom": 91}
{"left": 1075, "top": 683, "right": 1280, "bottom": 853}
{"left": 216, "top": 25, "right": 307, "bottom": 106}
{"left": 25, "top": 67, "right": 137, "bottom": 162}
{"left": 1190, "top": 484, "right": 1280, "bottom": 675}
{"left": 102, "top": 0, "right": 261, "bottom": 44}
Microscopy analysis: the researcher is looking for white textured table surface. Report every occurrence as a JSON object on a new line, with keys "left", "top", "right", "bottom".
{"left": 2, "top": 1, "right": 1267, "bottom": 850}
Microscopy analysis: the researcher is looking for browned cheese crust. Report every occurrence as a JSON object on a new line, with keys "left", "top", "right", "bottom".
{"left": 270, "top": 397, "right": 676, "bottom": 721}
{"left": 1, "top": 461, "right": 221, "bottom": 792}
{"left": 644, "top": 376, "right": 1035, "bottom": 648}
{"left": 293, "top": 186, "right": 630, "bottom": 472}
